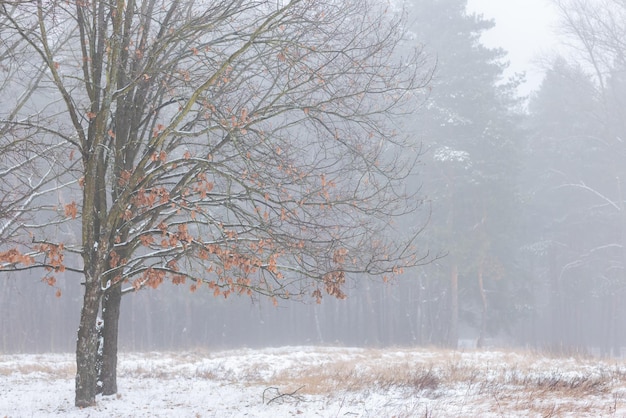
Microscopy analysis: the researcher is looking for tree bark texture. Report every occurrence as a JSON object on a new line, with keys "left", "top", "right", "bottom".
{"left": 74, "top": 279, "right": 102, "bottom": 407}
{"left": 101, "top": 284, "right": 122, "bottom": 395}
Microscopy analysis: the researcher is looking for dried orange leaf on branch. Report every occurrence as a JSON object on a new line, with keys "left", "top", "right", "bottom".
{"left": 64, "top": 201, "right": 78, "bottom": 219}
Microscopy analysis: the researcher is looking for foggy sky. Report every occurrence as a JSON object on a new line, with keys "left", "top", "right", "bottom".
{"left": 467, "top": 0, "right": 559, "bottom": 95}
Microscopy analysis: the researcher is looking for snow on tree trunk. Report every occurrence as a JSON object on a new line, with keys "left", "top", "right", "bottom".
{"left": 75, "top": 278, "right": 101, "bottom": 407}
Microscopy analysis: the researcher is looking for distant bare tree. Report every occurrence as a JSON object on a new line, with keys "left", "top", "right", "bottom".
{"left": 527, "top": 0, "right": 626, "bottom": 354}
{"left": 1, "top": 0, "right": 431, "bottom": 407}
{"left": 555, "top": 0, "right": 626, "bottom": 91}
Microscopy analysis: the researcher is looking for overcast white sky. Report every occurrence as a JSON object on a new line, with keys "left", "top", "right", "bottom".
{"left": 466, "top": 0, "right": 561, "bottom": 95}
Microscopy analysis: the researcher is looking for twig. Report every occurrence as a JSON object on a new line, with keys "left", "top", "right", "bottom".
{"left": 493, "top": 392, "right": 504, "bottom": 417}
{"left": 263, "top": 385, "right": 306, "bottom": 405}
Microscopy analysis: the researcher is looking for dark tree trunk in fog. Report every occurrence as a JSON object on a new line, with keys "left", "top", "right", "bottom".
{"left": 101, "top": 284, "right": 122, "bottom": 395}
{"left": 364, "top": 282, "right": 380, "bottom": 344}
{"left": 477, "top": 263, "right": 487, "bottom": 348}
{"left": 414, "top": 278, "right": 423, "bottom": 345}
{"left": 549, "top": 246, "right": 563, "bottom": 352}
{"left": 144, "top": 296, "right": 153, "bottom": 349}
{"left": 605, "top": 294, "right": 620, "bottom": 357}
{"left": 312, "top": 304, "right": 324, "bottom": 344}
{"left": 75, "top": 279, "right": 101, "bottom": 407}
{"left": 448, "top": 263, "right": 459, "bottom": 348}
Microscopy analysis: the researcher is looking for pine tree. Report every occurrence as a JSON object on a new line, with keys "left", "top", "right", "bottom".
{"left": 407, "top": 0, "right": 524, "bottom": 347}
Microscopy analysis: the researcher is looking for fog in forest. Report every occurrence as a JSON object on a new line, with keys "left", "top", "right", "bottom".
{"left": 2, "top": 0, "right": 626, "bottom": 360}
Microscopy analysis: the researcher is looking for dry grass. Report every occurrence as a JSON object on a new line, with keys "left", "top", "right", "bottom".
{"left": 268, "top": 359, "right": 442, "bottom": 395}
{"left": 4, "top": 347, "right": 626, "bottom": 416}
{"left": 235, "top": 347, "right": 626, "bottom": 416}
{"left": 0, "top": 354, "right": 75, "bottom": 379}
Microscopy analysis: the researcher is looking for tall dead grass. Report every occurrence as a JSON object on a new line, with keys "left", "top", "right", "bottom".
{"left": 254, "top": 347, "right": 626, "bottom": 416}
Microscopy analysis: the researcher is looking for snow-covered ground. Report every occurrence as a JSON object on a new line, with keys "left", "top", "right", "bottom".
{"left": 2, "top": 346, "right": 626, "bottom": 417}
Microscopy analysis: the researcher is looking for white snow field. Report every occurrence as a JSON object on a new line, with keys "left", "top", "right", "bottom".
{"left": 2, "top": 346, "right": 626, "bottom": 417}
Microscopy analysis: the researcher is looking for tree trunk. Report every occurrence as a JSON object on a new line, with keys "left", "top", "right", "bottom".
{"left": 448, "top": 263, "right": 459, "bottom": 348}
{"left": 76, "top": 139, "right": 107, "bottom": 406}
{"left": 477, "top": 262, "right": 487, "bottom": 348}
{"left": 549, "top": 244, "right": 562, "bottom": 352}
{"left": 101, "top": 284, "right": 122, "bottom": 395}
{"left": 75, "top": 278, "right": 102, "bottom": 407}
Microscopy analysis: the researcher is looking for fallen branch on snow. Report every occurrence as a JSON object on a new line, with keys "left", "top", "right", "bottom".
{"left": 262, "top": 385, "right": 306, "bottom": 405}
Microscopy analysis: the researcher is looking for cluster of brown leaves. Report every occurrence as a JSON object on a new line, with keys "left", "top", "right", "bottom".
{"left": 31, "top": 244, "right": 65, "bottom": 298}
{"left": 0, "top": 248, "right": 34, "bottom": 266}
{"left": 132, "top": 267, "right": 166, "bottom": 290}
{"left": 127, "top": 187, "right": 171, "bottom": 220}
{"left": 37, "top": 243, "right": 65, "bottom": 273}
{"left": 319, "top": 173, "right": 336, "bottom": 202}
{"left": 313, "top": 247, "right": 349, "bottom": 303}
{"left": 138, "top": 224, "right": 194, "bottom": 250}
{"left": 117, "top": 169, "right": 132, "bottom": 187}
{"left": 322, "top": 270, "right": 346, "bottom": 300}
{"left": 1, "top": 245, "right": 63, "bottom": 297}
{"left": 64, "top": 201, "right": 78, "bottom": 219}
{"left": 207, "top": 276, "right": 253, "bottom": 298}
{"left": 193, "top": 173, "right": 214, "bottom": 199}
{"left": 121, "top": 217, "right": 284, "bottom": 296}
{"left": 108, "top": 250, "right": 127, "bottom": 269}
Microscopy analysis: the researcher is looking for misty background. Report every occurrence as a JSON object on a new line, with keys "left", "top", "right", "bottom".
{"left": 2, "top": 0, "right": 624, "bottom": 357}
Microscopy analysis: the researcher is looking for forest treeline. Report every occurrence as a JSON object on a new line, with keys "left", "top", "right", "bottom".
{"left": 3, "top": 0, "right": 626, "bottom": 363}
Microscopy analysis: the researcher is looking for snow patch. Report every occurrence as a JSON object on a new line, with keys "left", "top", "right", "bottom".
{"left": 1, "top": 347, "right": 625, "bottom": 417}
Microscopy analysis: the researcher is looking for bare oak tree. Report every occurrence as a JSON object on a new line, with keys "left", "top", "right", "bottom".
{"left": 1, "top": 0, "right": 431, "bottom": 407}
